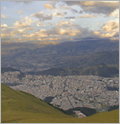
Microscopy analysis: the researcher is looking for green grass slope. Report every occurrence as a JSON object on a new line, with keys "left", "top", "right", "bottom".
{"left": 1, "top": 84, "right": 119, "bottom": 123}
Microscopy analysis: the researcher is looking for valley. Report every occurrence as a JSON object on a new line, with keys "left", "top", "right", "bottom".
{"left": 1, "top": 70, "right": 119, "bottom": 115}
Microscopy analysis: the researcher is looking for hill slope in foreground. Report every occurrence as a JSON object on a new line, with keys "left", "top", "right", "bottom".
{"left": 1, "top": 84, "right": 119, "bottom": 123}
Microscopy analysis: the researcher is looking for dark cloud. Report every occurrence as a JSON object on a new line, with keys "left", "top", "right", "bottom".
{"left": 79, "top": 10, "right": 83, "bottom": 14}
{"left": 30, "top": 12, "right": 52, "bottom": 21}
{"left": 43, "top": 14, "right": 52, "bottom": 21}
{"left": 64, "top": 17, "right": 75, "bottom": 19}
{"left": 54, "top": 12, "right": 67, "bottom": 17}
{"left": 63, "top": 1, "right": 119, "bottom": 15}
{"left": 71, "top": 8, "right": 78, "bottom": 13}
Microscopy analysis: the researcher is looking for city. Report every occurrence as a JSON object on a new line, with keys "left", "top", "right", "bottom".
{"left": 1, "top": 71, "right": 119, "bottom": 113}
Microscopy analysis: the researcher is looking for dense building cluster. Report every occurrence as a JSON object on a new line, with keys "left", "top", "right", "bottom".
{"left": 1, "top": 71, "right": 119, "bottom": 112}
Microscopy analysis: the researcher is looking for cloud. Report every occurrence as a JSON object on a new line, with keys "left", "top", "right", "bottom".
{"left": 44, "top": 3, "right": 54, "bottom": 9}
{"left": 64, "top": 16, "right": 75, "bottom": 19}
{"left": 3, "top": 7, "right": 6, "bottom": 10}
{"left": 17, "top": 10, "right": 23, "bottom": 14}
{"left": 10, "top": 29, "right": 26, "bottom": 36}
{"left": 1, "top": 26, "right": 13, "bottom": 38}
{"left": 59, "top": 6, "right": 71, "bottom": 10}
{"left": 57, "top": 27, "right": 80, "bottom": 36}
{"left": 53, "top": 11, "right": 67, "bottom": 17}
{"left": 1, "top": 14, "right": 6, "bottom": 18}
{"left": 30, "top": 11, "right": 44, "bottom": 18}
{"left": 13, "top": 1, "right": 32, "bottom": 4}
{"left": 110, "top": 9, "right": 119, "bottom": 18}
{"left": 37, "top": 22, "right": 46, "bottom": 27}
{"left": 70, "top": 19, "right": 75, "bottom": 21}
{"left": 102, "top": 19, "right": 119, "bottom": 32}
{"left": 71, "top": 8, "right": 78, "bottom": 13}
{"left": 94, "top": 31, "right": 116, "bottom": 38}
{"left": 30, "top": 11, "right": 52, "bottom": 21}
{"left": 1, "top": 24, "right": 8, "bottom": 28}
{"left": 14, "top": 16, "right": 33, "bottom": 27}
{"left": 77, "top": 14, "right": 97, "bottom": 18}
{"left": 48, "top": 22, "right": 52, "bottom": 25}
{"left": 56, "top": 21, "right": 79, "bottom": 27}
{"left": 23, "top": 29, "right": 48, "bottom": 38}
{"left": 63, "top": 1, "right": 119, "bottom": 15}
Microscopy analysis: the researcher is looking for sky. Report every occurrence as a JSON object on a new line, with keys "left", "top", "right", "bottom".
{"left": 1, "top": 1, "right": 119, "bottom": 43}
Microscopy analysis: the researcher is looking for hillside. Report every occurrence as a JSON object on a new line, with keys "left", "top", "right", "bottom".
{"left": 28, "top": 64, "right": 119, "bottom": 77}
{"left": 1, "top": 84, "right": 119, "bottom": 123}
{"left": 1, "top": 40, "right": 119, "bottom": 72}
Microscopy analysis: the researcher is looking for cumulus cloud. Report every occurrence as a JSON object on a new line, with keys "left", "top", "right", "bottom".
{"left": 70, "top": 19, "right": 75, "bottom": 21}
{"left": 1, "top": 26, "right": 13, "bottom": 38}
{"left": 23, "top": 29, "right": 48, "bottom": 38}
{"left": 102, "top": 19, "right": 119, "bottom": 32}
{"left": 14, "top": 16, "right": 33, "bottom": 27}
{"left": 56, "top": 21, "right": 79, "bottom": 27}
{"left": 1, "top": 14, "right": 6, "bottom": 18}
{"left": 17, "top": 10, "right": 23, "bottom": 14}
{"left": 110, "top": 9, "right": 119, "bottom": 18}
{"left": 30, "top": 11, "right": 52, "bottom": 21}
{"left": 30, "top": 11, "right": 44, "bottom": 19}
{"left": 63, "top": 1, "right": 119, "bottom": 15}
{"left": 53, "top": 11, "right": 67, "bottom": 17}
{"left": 44, "top": 3, "right": 54, "bottom": 9}
{"left": 94, "top": 31, "right": 117, "bottom": 38}
{"left": 77, "top": 14, "right": 97, "bottom": 18}
{"left": 1, "top": 24, "right": 8, "bottom": 28}
{"left": 57, "top": 27, "right": 80, "bottom": 36}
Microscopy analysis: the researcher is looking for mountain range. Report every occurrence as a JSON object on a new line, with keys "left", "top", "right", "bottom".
{"left": 1, "top": 39, "right": 119, "bottom": 72}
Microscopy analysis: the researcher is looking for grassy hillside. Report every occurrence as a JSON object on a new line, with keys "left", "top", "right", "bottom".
{"left": 1, "top": 84, "right": 119, "bottom": 123}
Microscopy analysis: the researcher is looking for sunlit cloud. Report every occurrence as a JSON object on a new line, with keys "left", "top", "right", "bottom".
{"left": 56, "top": 21, "right": 79, "bottom": 27}
{"left": 102, "top": 19, "right": 119, "bottom": 32}
{"left": 94, "top": 31, "right": 117, "bottom": 38}
{"left": 58, "top": 28, "right": 80, "bottom": 36}
{"left": 1, "top": 1, "right": 119, "bottom": 43}
{"left": 70, "top": 19, "right": 75, "bottom": 21}
{"left": 1, "top": 24, "right": 8, "bottom": 28}
{"left": 59, "top": 6, "right": 71, "bottom": 10}
{"left": 17, "top": 10, "right": 23, "bottom": 14}
{"left": 77, "top": 14, "right": 97, "bottom": 18}
{"left": 44, "top": 3, "right": 54, "bottom": 9}
{"left": 110, "top": 9, "right": 119, "bottom": 18}
{"left": 1, "top": 14, "right": 6, "bottom": 18}
{"left": 3, "top": 7, "right": 6, "bottom": 10}
{"left": 23, "top": 29, "right": 48, "bottom": 38}
{"left": 14, "top": 16, "right": 33, "bottom": 27}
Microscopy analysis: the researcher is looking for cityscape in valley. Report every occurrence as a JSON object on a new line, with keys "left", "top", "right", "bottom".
{"left": 1, "top": 70, "right": 119, "bottom": 116}
{"left": 1, "top": 1, "right": 119, "bottom": 123}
